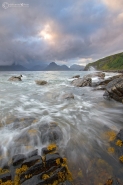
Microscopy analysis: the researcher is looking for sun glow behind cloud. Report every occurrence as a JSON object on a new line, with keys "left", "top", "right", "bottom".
{"left": 39, "top": 24, "right": 55, "bottom": 43}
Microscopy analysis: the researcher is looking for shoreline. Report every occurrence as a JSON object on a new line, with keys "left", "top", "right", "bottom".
{"left": 102, "top": 70, "right": 123, "bottom": 73}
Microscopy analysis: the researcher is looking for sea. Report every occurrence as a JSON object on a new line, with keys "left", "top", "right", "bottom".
{"left": 0, "top": 71, "right": 123, "bottom": 184}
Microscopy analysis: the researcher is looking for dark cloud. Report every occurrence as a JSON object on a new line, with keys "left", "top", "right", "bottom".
{"left": 0, "top": 0, "right": 123, "bottom": 66}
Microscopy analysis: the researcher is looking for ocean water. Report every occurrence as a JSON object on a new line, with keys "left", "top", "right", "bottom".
{"left": 0, "top": 71, "right": 123, "bottom": 184}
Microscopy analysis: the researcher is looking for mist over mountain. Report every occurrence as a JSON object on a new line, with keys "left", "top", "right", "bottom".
{"left": 70, "top": 64, "right": 85, "bottom": 71}
{"left": 0, "top": 63, "right": 27, "bottom": 71}
{"left": 29, "top": 64, "right": 47, "bottom": 71}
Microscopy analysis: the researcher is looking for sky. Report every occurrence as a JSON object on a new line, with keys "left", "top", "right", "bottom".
{"left": 0, "top": 0, "right": 123, "bottom": 67}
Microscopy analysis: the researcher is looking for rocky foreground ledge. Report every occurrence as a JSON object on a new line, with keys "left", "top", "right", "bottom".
{"left": 0, "top": 144, "right": 72, "bottom": 185}
{"left": 71, "top": 72, "right": 123, "bottom": 103}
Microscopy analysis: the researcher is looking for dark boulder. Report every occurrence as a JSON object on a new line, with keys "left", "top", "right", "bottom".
{"left": 0, "top": 145, "right": 72, "bottom": 185}
{"left": 98, "top": 74, "right": 123, "bottom": 86}
{"left": 22, "top": 155, "right": 41, "bottom": 167}
{"left": 72, "top": 75, "right": 80, "bottom": 78}
{"left": 103, "top": 77, "right": 123, "bottom": 102}
{"left": 0, "top": 173, "right": 11, "bottom": 182}
{"left": 71, "top": 77, "right": 92, "bottom": 87}
{"left": 45, "top": 153, "right": 62, "bottom": 168}
{"left": 26, "top": 149, "right": 38, "bottom": 158}
{"left": 42, "top": 147, "right": 56, "bottom": 155}
{"left": 20, "top": 160, "right": 43, "bottom": 183}
{"left": 21, "top": 173, "right": 44, "bottom": 185}
{"left": 12, "top": 154, "right": 26, "bottom": 166}
{"left": 35, "top": 80, "right": 47, "bottom": 85}
{"left": 8, "top": 75, "right": 22, "bottom": 81}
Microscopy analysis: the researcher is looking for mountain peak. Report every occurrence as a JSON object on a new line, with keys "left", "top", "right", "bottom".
{"left": 49, "top": 62, "right": 57, "bottom": 66}
{"left": 44, "top": 62, "right": 69, "bottom": 71}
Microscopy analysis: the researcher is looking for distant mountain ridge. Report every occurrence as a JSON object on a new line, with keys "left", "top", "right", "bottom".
{"left": 84, "top": 52, "right": 123, "bottom": 71}
{"left": 0, "top": 62, "right": 84, "bottom": 71}
{"left": 0, "top": 63, "right": 27, "bottom": 71}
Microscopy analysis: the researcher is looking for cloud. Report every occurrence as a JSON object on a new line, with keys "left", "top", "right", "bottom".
{"left": 102, "top": 0, "right": 123, "bottom": 11}
{"left": 0, "top": 0, "right": 123, "bottom": 67}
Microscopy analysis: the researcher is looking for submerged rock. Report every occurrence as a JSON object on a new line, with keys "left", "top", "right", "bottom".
{"left": 107, "top": 128, "right": 123, "bottom": 164}
{"left": 39, "top": 123, "right": 63, "bottom": 144}
{"left": 103, "top": 77, "right": 123, "bottom": 102}
{"left": 62, "top": 93, "right": 74, "bottom": 99}
{"left": 104, "top": 177, "right": 120, "bottom": 185}
{"left": 71, "top": 77, "right": 92, "bottom": 87}
{"left": 8, "top": 75, "right": 22, "bottom": 81}
{"left": 93, "top": 85, "right": 106, "bottom": 91}
{"left": 35, "top": 80, "right": 47, "bottom": 85}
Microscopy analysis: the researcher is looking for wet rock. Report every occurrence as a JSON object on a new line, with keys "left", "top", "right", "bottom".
{"left": 0, "top": 146, "right": 3, "bottom": 156}
{"left": 71, "top": 77, "right": 92, "bottom": 87}
{"left": 35, "top": 80, "right": 47, "bottom": 85}
{"left": 0, "top": 173, "right": 11, "bottom": 182}
{"left": 21, "top": 173, "right": 44, "bottom": 185}
{"left": 42, "top": 147, "right": 56, "bottom": 155}
{"left": 114, "top": 129, "right": 123, "bottom": 159}
{"left": 103, "top": 91, "right": 111, "bottom": 100}
{"left": 45, "top": 153, "right": 62, "bottom": 168}
{"left": 107, "top": 129, "right": 123, "bottom": 164}
{"left": 85, "top": 72, "right": 105, "bottom": 79}
{"left": 26, "top": 149, "right": 38, "bottom": 158}
{"left": 21, "top": 166, "right": 67, "bottom": 185}
{"left": 20, "top": 160, "right": 43, "bottom": 183}
{"left": 72, "top": 75, "right": 80, "bottom": 78}
{"left": 99, "top": 74, "right": 123, "bottom": 86}
{"left": 22, "top": 155, "right": 41, "bottom": 167}
{"left": 46, "top": 166, "right": 67, "bottom": 184}
{"left": 104, "top": 177, "right": 120, "bottom": 185}
{"left": 103, "top": 77, "right": 123, "bottom": 102}
{"left": 62, "top": 93, "right": 74, "bottom": 99}
{"left": 0, "top": 145, "right": 72, "bottom": 185}
{"left": 8, "top": 75, "right": 22, "bottom": 81}
{"left": 116, "top": 129, "right": 123, "bottom": 142}
{"left": 12, "top": 154, "right": 26, "bottom": 166}
{"left": 0, "top": 158, "right": 9, "bottom": 169}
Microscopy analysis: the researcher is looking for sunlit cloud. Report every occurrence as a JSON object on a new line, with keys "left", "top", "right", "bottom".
{"left": 38, "top": 24, "right": 57, "bottom": 44}
{"left": 102, "top": 0, "right": 123, "bottom": 11}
